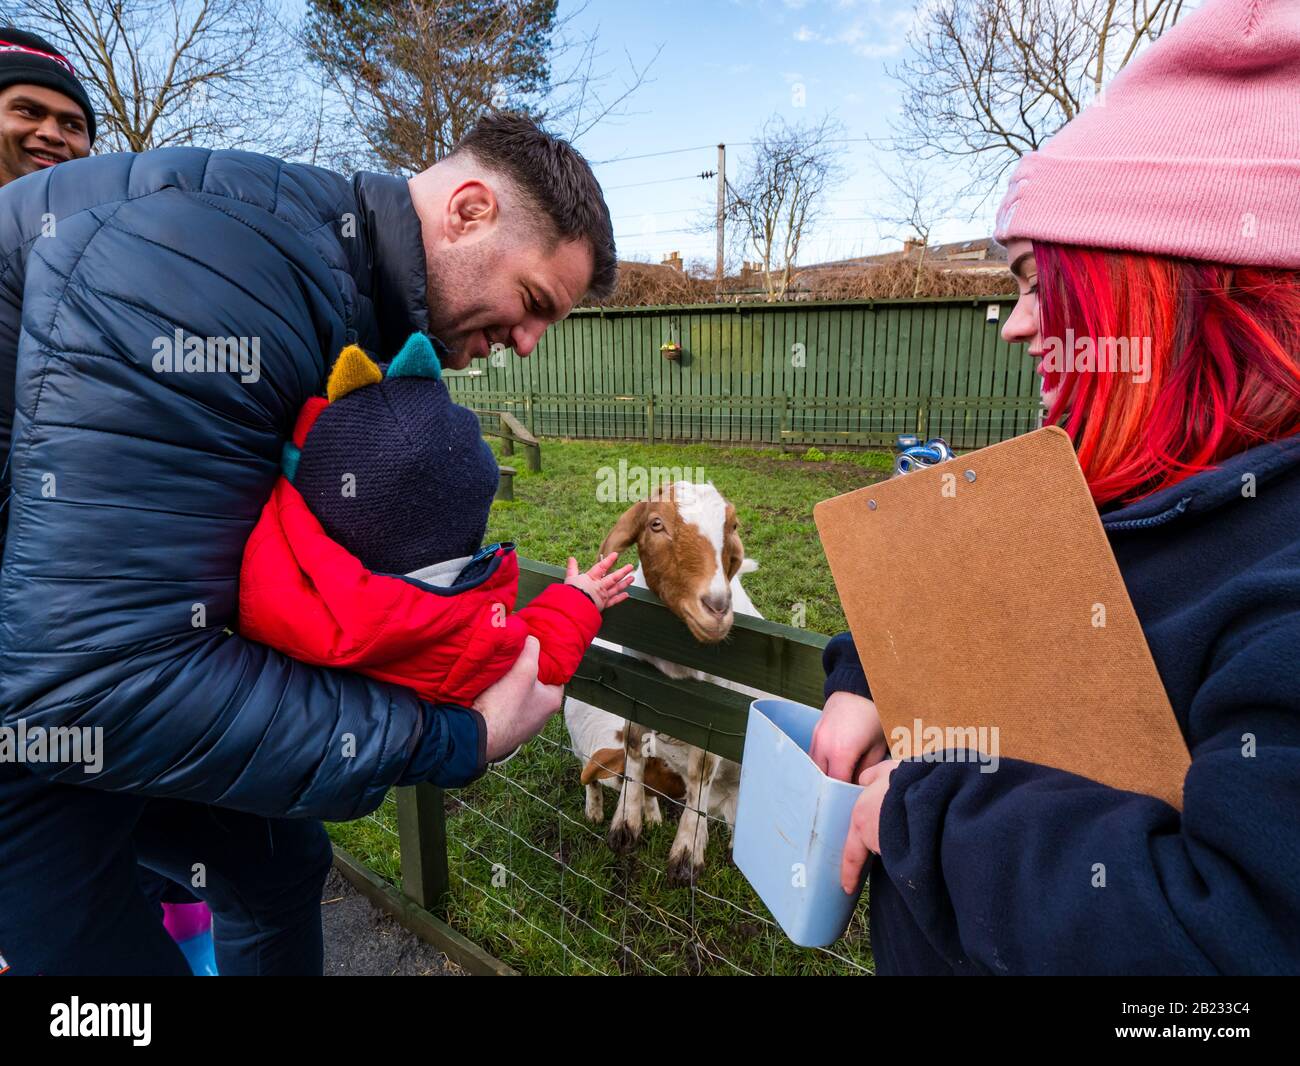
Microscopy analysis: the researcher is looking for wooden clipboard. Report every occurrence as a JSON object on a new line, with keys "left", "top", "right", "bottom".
{"left": 814, "top": 426, "right": 1190, "bottom": 809}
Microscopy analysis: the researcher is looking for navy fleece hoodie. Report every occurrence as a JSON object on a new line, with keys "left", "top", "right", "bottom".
{"left": 822, "top": 433, "right": 1300, "bottom": 975}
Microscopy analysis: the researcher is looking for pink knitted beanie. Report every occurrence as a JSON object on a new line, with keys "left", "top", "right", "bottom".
{"left": 994, "top": 0, "right": 1300, "bottom": 268}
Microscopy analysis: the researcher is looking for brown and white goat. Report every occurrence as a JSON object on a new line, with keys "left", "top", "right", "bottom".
{"left": 563, "top": 481, "right": 765, "bottom": 885}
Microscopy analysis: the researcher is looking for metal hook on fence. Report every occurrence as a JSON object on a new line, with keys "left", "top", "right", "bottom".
{"left": 891, "top": 435, "right": 956, "bottom": 477}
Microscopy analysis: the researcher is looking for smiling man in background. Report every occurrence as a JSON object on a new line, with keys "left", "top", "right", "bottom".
{"left": 0, "top": 28, "right": 93, "bottom": 186}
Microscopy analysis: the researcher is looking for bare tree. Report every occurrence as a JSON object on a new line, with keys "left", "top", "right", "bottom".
{"left": 873, "top": 157, "right": 962, "bottom": 297}
{"left": 890, "top": 0, "right": 1186, "bottom": 193}
{"left": 301, "top": 0, "right": 657, "bottom": 174}
{"left": 726, "top": 115, "right": 846, "bottom": 302}
{"left": 2, "top": 0, "right": 307, "bottom": 154}
{"left": 536, "top": 7, "right": 661, "bottom": 146}
{"left": 293, "top": 77, "right": 379, "bottom": 174}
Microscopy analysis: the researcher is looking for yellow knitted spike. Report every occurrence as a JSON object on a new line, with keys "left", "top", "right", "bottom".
{"left": 326, "top": 344, "right": 383, "bottom": 402}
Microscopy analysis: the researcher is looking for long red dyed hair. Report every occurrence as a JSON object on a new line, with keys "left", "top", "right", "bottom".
{"left": 1033, "top": 242, "right": 1300, "bottom": 507}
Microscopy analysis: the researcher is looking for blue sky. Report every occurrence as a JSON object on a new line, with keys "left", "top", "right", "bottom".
{"left": 562, "top": 0, "right": 996, "bottom": 268}
{"left": 281, "top": 0, "right": 1000, "bottom": 267}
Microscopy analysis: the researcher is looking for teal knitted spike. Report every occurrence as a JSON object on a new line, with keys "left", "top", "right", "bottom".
{"left": 281, "top": 441, "right": 301, "bottom": 481}
{"left": 385, "top": 332, "right": 442, "bottom": 381}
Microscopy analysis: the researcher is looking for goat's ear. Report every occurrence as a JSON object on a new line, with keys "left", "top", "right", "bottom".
{"left": 723, "top": 504, "right": 745, "bottom": 580}
{"left": 599, "top": 501, "right": 647, "bottom": 558}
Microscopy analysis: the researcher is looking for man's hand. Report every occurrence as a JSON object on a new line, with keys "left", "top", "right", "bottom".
{"left": 472, "top": 636, "right": 564, "bottom": 761}
{"left": 810, "top": 691, "right": 889, "bottom": 782}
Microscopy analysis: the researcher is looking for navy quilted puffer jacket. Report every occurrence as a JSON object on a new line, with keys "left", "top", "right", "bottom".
{"left": 0, "top": 148, "right": 487, "bottom": 821}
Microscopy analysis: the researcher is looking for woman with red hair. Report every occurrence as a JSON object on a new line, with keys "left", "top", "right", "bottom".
{"left": 814, "top": 0, "right": 1300, "bottom": 974}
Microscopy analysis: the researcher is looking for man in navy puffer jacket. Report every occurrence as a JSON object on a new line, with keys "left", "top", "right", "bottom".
{"left": 822, "top": 433, "right": 1300, "bottom": 974}
{"left": 0, "top": 114, "right": 616, "bottom": 975}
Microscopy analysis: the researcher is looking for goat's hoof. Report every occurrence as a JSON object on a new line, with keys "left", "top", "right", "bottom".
{"left": 666, "top": 852, "right": 702, "bottom": 887}
{"left": 607, "top": 823, "right": 641, "bottom": 854}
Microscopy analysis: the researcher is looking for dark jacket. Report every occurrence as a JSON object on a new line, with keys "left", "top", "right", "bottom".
{"left": 0, "top": 148, "right": 488, "bottom": 822}
{"left": 823, "top": 434, "right": 1300, "bottom": 974}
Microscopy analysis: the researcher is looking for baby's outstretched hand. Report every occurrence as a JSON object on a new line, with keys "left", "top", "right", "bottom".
{"left": 565, "top": 552, "right": 635, "bottom": 612}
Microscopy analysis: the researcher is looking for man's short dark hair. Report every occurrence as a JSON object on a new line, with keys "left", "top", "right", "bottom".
{"left": 449, "top": 112, "right": 617, "bottom": 300}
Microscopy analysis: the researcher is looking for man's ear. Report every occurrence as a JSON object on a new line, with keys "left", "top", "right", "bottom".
{"left": 444, "top": 179, "right": 498, "bottom": 244}
{"left": 599, "top": 501, "right": 647, "bottom": 559}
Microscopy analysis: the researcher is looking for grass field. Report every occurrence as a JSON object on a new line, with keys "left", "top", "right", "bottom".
{"left": 484, "top": 438, "right": 893, "bottom": 634}
{"left": 326, "top": 438, "right": 892, "bottom": 975}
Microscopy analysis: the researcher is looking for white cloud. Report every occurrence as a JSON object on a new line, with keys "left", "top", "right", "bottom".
{"left": 787, "top": 7, "right": 907, "bottom": 60}
{"left": 837, "top": 21, "right": 866, "bottom": 45}
{"left": 854, "top": 40, "right": 902, "bottom": 58}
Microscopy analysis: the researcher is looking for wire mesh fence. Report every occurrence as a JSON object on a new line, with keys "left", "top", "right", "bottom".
{"left": 332, "top": 712, "right": 874, "bottom": 976}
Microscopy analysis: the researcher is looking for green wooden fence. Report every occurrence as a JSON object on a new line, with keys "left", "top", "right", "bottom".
{"left": 392, "top": 557, "right": 829, "bottom": 969}
{"left": 447, "top": 296, "right": 1042, "bottom": 450}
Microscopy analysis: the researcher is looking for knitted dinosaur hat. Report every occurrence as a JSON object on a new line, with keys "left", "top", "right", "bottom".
{"left": 287, "top": 333, "right": 499, "bottom": 574}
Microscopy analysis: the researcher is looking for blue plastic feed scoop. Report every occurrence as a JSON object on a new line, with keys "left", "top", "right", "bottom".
{"left": 733, "top": 698, "right": 867, "bottom": 948}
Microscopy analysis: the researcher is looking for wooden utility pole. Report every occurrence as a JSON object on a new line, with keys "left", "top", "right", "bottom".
{"left": 716, "top": 143, "right": 726, "bottom": 285}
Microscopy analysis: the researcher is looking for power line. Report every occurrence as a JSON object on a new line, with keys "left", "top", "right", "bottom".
{"left": 614, "top": 198, "right": 883, "bottom": 221}
{"left": 613, "top": 226, "right": 702, "bottom": 239}
{"left": 616, "top": 202, "right": 883, "bottom": 222}
{"left": 591, "top": 144, "right": 717, "bottom": 165}
{"left": 595, "top": 136, "right": 879, "bottom": 168}
{"left": 613, "top": 206, "right": 707, "bottom": 220}
{"left": 604, "top": 174, "right": 707, "bottom": 191}
{"left": 615, "top": 216, "right": 881, "bottom": 240}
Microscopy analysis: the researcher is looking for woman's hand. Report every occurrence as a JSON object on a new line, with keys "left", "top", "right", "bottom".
{"left": 840, "top": 761, "right": 899, "bottom": 893}
{"left": 473, "top": 636, "right": 564, "bottom": 761}
{"left": 811, "top": 691, "right": 889, "bottom": 782}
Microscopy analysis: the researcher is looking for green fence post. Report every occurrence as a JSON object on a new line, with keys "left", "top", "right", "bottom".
{"left": 396, "top": 783, "right": 449, "bottom": 915}
{"left": 524, "top": 392, "right": 535, "bottom": 436}
{"left": 917, "top": 396, "right": 929, "bottom": 439}
{"left": 646, "top": 394, "right": 655, "bottom": 444}
{"left": 495, "top": 467, "right": 515, "bottom": 501}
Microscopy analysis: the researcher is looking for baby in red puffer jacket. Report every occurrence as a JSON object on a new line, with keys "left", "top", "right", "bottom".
{"left": 238, "top": 333, "right": 633, "bottom": 705}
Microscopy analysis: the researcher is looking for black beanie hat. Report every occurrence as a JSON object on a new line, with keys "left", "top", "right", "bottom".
{"left": 0, "top": 29, "right": 96, "bottom": 144}
{"left": 288, "top": 334, "right": 500, "bottom": 576}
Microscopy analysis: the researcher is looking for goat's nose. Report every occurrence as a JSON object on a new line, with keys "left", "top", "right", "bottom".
{"left": 702, "top": 591, "right": 732, "bottom": 617}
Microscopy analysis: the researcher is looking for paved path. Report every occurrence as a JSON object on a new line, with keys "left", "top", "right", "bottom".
{"left": 321, "top": 868, "right": 464, "bottom": 977}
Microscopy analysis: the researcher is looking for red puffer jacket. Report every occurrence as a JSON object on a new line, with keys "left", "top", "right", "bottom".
{"left": 238, "top": 476, "right": 602, "bottom": 705}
